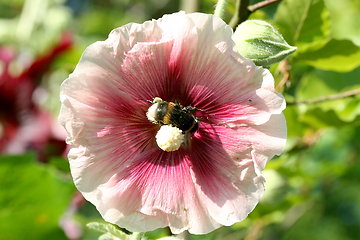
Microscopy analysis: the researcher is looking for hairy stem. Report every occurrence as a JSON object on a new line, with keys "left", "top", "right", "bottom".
{"left": 214, "top": 0, "right": 228, "bottom": 18}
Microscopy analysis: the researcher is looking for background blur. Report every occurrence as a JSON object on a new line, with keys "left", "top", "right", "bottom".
{"left": 1, "top": 0, "right": 360, "bottom": 239}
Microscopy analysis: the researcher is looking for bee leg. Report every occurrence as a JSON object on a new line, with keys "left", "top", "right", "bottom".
{"left": 183, "top": 106, "right": 202, "bottom": 112}
{"left": 138, "top": 98, "right": 153, "bottom": 104}
{"left": 182, "top": 132, "right": 190, "bottom": 149}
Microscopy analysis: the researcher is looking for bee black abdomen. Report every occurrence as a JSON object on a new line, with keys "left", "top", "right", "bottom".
{"left": 169, "top": 106, "right": 196, "bottom": 132}
{"left": 189, "top": 120, "right": 198, "bottom": 133}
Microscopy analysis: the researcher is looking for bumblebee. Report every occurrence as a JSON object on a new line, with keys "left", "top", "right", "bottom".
{"left": 146, "top": 97, "right": 199, "bottom": 133}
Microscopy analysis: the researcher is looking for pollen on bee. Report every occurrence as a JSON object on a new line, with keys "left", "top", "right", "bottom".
{"left": 155, "top": 125, "right": 184, "bottom": 152}
{"left": 146, "top": 103, "right": 158, "bottom": 123}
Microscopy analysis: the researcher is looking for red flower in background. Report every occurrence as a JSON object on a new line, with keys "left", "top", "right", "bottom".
{"left": 0, "top": 31, "right": 72, "bottom": 161}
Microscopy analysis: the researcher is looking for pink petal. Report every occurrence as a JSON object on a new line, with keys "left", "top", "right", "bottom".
{"left": 94, "top": 147, "right": 222, "bottom": 234}
{"left": 60, "top": 73, "right": 157, "bottom": 192}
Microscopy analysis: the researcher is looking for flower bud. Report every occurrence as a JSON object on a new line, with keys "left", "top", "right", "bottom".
{"left": 233, "top": 20, "right": 297, "bottom": 66}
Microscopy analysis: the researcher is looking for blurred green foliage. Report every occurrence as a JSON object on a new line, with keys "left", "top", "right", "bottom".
{"left": 0, "top": 153, "right": 75, "bottom": 240}
{"left": 1, "top": 0, "right": 360, "bottom": 239}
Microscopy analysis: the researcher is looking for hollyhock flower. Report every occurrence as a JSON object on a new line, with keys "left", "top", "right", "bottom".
{"left": 1, "top": 32, "right": 71, "bottom": 156}
{"left": 59, "top": 12, "right": 286, "bottom": 234}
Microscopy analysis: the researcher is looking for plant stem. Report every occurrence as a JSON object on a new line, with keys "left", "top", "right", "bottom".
{"left": 248, "top": 0, "right": 282, "bottom": 12}
{"left": 275, "top": 60, "right": 290, "bottom": 91}
{"left": 229, "top": 0, "right": 282, "bottom": 29}
{"left": 288, "top": 88, "right": 360, "bottom": 105}
{"left": 229, "top": 0, "right": 250, "bottom": 29}
{"left": 16, "top": 0, "right": 44, "bottom": 42}
{"left": 214, "top": 0, "right": 228, "bottom": 18}
{"left": 180, "top": 0, "right": 199, "bottom": 13}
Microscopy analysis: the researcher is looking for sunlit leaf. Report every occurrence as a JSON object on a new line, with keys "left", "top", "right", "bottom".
{"left": 86, "top": 222, "right": 147, "bottom": 240}
{"left": 324, "top": 0, "right": 360, "bottom": 46}
{"left": 295, "top": 67, "right": 360, "bottom": 100}
{"left": 274, "top": 0, "right": 331, "bottom": 45}
{"left": 293, "top": 67, "right": 360, "bottom": 127}
{"left": 300, "top": 107, "right": 353, "bottom": 129}
{"left": 293, "top": 38, "right": 360, "bottom": 72}
{"left": 86, "top": 222, "right": 129, "bottom": 239}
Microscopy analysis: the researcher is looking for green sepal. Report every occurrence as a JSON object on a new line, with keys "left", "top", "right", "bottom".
{"left": 86, "top": 222, "right": 147, "bottom": 240}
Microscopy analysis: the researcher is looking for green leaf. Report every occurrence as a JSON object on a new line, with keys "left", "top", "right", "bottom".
{"left": 233, "top": 19, "right": 297, "bottom": 66}
{"left": 293, "top": 38, "right": 360, "bottom": 72}
{"left": 87, "top": 222, "right": 129, "bottom": 239}
{"left": 86, "top": 222, "right": 147, "bottom": 240}
{"left": 157, "top": 237, "right": 181, "bottom": 240}
{"left": 300, "top": 107, "right": 352, "bottom": 129}
{"left": 339, "top": 97, "right": 360, "bottom": 122}
{"left": 283, "top": 106, "right": 308, "bottom": 137}
{"left": 0, "top": 153, "right": 75, "bottom": 240}
{"left": 99, "top": 233, "right": 119, "bottom": 240}
{"left": 293, "top": 67, "right": 360, "bottom": 128}
{"left": 275, "top": 0, "right": 360, "bottom": 72}
{"left": 283, "top": 126, "right": 360, "bottom": 240}
{"left": 295, "top": 67, "right": 360, "bottom": 100}
{"left": 324, "top": 0, "right": 360, "bottom": 46}
{"left": 275, "top": 0, "right": 331, "bottom": 45}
